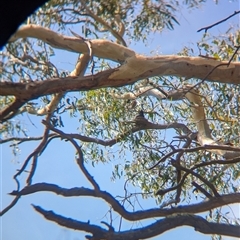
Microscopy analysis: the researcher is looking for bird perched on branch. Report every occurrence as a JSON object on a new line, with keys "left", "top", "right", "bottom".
{"left": 134, "top": 110, "right": 148, "bottom": 125}
{"left": 135, "top": 110, "right": 144, "bottom": 118}
{"left": 127, "top": 100, "right": 137, "bottom": 109}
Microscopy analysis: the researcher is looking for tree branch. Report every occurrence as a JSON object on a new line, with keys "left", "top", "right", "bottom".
{"left": 80, "top": 0, "right": 127, "bottom": 46}
{"left": 0, "top": 98, "right": 26, "bottom": 122}
{"left": 0, "top": 134, "right": 57, "bottom": 145}
{"left": 0, "top": 120, "right": 190, "bottom": 148}
{"left": 13, "top": 115, "right": 52, "bottom": 186}
{"left": 7, "top": 25, "right": 240, "bottom": 88}
{"left": 9, "top": 183, "right": 240, "bottom": 221}
{"left": 171, "top": 161, "right": 220, "bottom": 197}
{"left": 192, "top": 181, "right": 213, "bottom": 199}
{"left": 149, "top": 145, "right": 240, "bottom": 170}
{"left": 197, "top": 10, "right": 240, "bottom": 33}
{"left": 0, "top": 196, "right": 21, "bottom": 216}
{"left": 155, "top": 157, "right": 240, "bottom": 196}
{"left": 9, "top": 24, "right": 134, "bottom": 62}
{"left": 42, "top": 120, "right": 100, "bottom": 191}
{"left": 32, "top": 204, "right": 240, "bottom": 239}
{"left": 0, "top": 59, "right": 239, "bottom": 121}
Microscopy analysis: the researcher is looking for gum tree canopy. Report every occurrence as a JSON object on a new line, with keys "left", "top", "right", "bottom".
{"left": 1, "top": 0, "right": 240, "bottom": 239}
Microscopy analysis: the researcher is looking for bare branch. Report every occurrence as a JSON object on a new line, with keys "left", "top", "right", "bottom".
{"left": 0, "top": 134, "right": 57, "bottom": 145}
{"left": 175, "top": 137, "right": 193, "bottom": 202}
{"left": 40, "top": 118, "right": 191, "bottom": 147}
{"left": 7, "top": 25, "right": 240, "bottom": 88}
{"left": 0, "top": 61, "right": 239, "bottom": 121}
{"left": 149, "top": 145, "right": 240, "bottom": 170}
{"left": 9, "top": 183, "right": 240, "bottom": 221}
{"left": 33, "top": 204, "right": 240, "bottom": 239}
{"left": 33, "top": 204, "right": 108, "bottom": 240}
{"left": 0, "top": 136, "right": 43, "bottom": 144}
{"left": 155, "top": 157, "right": 240, "bottom": 196}
{"left": 197, "top": 11, "right": 240, "bottom": 33}
{"left": 13, "top": 116, "right": 51, "bottom": 186}
{"left": 0, "top": 196, "right": 21, "bottom": 216}
{"left": 0, "top": 119, "right": 190, "bottom": 149}
{"left": 192, "top": 181, "right": 213, "bottom": 199}
{"left": 42, "top": 120, "right": 100, "bottom": 191}
{"left": 171, "top": 160, "right": 220, "bottom": 197}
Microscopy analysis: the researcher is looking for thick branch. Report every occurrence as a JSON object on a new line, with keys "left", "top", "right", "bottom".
{"left": 8, "top": 25, "right": 240, "bottom": 84}
{"left": 9, "top": 24, "right": 134, "bottom": 62}
{"left": 0, "top": 69, "right": 115, "bottom": 99}
{"left": 33, "top": 204, "right": 240, "bottom": 239}
{"left": 10, "top": 183, "right": 240, "bottom": 221}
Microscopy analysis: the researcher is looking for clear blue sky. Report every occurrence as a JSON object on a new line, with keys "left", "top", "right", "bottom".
{"left": 1, "top": 1, "right": 239, "bottom": 240}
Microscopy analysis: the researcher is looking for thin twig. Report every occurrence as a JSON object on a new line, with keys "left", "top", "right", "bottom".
{"left": 171, "top": 160, "right": 220, "bottom": 197}
{"left": 13, "top": 116, "right": 51, "bottom": 185}
{"left": 197, "top": 11, "right": 240, "bottom": 33}
{"left": 42, "top": 120, "right": 100, "bottom": 190}
{"left": 156, "top": 157, "right": 240, "bottom": 196}
{"left": 186, "top": 45, "right": 240, "bottom": 93}
{"left": 149, "top": 144, "right": 240, "bottom": 170}
{"left": 175, "top": 138, "right": 193, "bottom": 202}
{"left": 0, "top": 135, "right": 52, "bottom": 145}
{"left": 0, "top": 196, "right": 21, "bottom": 216}
{"left": 192, "top": 181, "right": 213, "bottom": 199}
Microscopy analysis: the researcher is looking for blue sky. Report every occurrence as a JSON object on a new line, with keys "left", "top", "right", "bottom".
{"left": 1, "top": 1, "right": 240, "bottom": 240}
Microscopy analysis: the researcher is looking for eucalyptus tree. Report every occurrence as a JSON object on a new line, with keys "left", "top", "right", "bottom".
{"left": 1, "top": 1, "right": 240, "bottom": 239}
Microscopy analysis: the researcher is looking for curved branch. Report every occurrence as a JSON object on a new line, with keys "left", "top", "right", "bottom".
{"left": 42, "top": 120, "right": 100, "bottom": 191}
{"left": 0, "top": 119, "right": 190, "bottom": 147}
{"left": 33, "top": 204, "right": 240, "bottom": 239}
{"left": 13, "top": 116, "right": 52, "bottom": 186}
{"left": 33, "top": 204, "right": 108, "bottom": 239}
{"left": 197, "top": 10, "right": 240, "bottom": 33}
{"left": 171, "top": 160, "right": 220, "bottom": 197}
{"left": 8, "top": 25, "right": 240, "bottom": 83}
{"left": 10, "top": 183, "right": 240, "bottom": 221}
{"left": 45, "top": 118, "right": 191, "bottom": 146}
{"left": 156, "top": 156, "right": 240, "bottom": 196}
{"left": 9, "top": 24, "right": 134, "bottom": 62}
